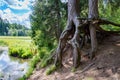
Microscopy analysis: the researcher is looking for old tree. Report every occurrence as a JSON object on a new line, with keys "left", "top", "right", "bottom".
{"left": 53, "top": 0, "right": 120, "bottom": 68}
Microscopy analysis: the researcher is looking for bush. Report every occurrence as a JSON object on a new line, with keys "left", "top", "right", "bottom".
{"left": 9, "top": 46, "right": 34, "bottom": 59}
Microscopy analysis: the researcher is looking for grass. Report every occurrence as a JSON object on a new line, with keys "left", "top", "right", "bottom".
{"left": 46, "top": 65, "right": 56, "bottom": 75}
{"left": 0, "top": 36, "right": 37, "bottom": 59}
{"left": 0, "top": 40, "right": 8, "bottom": 46}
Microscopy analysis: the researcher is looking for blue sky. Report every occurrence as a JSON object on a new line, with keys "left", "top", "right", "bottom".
{"left": 0, "top": 0, "right": 35, "bottom": 28}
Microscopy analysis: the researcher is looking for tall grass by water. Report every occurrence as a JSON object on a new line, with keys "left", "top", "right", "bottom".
{"left": 0, "top": 36, "right": 37, "bottom": 59}
{"left": 0, "top": 36, "right": 54, "bottom": 79}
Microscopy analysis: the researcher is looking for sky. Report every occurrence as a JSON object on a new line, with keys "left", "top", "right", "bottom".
{"left": 0, "top": 0, "right": 68, "bottom": 28}
{"left": 0, "top": 0, "right": 35, "bottom": 28}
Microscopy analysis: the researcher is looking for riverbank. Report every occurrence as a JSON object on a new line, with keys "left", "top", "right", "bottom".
{"left": 0, "top": 36, "right": 40, "bottom": 79}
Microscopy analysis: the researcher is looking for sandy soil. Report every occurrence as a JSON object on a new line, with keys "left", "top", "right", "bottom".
{"left": 28, "top": 35, "right": 120, "bottom": 80}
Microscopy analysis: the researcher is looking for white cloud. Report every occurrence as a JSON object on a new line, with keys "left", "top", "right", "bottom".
{"left": 4, "top": 0, "right": 16, "bottom": 5}
{"left": 0, "top": 8, "right": 31, "bottom": 28}
{"left": 0, "top": 0, "right": 36, "bottom": 28}
{"left": 8, "top": 0, "right": 30, "bottom": 10}
{"left": 3, "top": 0, "right": 35, "bottom": 10}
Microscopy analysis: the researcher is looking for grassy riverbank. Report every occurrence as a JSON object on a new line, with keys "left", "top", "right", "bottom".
{"left": 0, "top": 36, "right": 37, "bottom": 59}
{"left": 0, "top": 36, "right": 38, "bottom": 79}
{"left": 0, "top": 36, "right": 53, "bottom": 79}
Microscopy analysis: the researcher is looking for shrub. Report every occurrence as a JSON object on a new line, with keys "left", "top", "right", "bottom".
{"left": 9, "top": 46, "right": 34, "bottom": 59}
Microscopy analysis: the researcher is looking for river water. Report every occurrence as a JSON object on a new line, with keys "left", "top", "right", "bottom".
{"left": 0, "top": 47, "right": 28, "bottom": 80}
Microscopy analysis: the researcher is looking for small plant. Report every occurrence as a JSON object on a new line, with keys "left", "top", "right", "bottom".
{"left": 46, "top": 65, "right": 56, "bottom": 75}
{"left": 30, "top": 55, "right": 40, "bottom": 68}
{"left": 25, "top": 67, "right": 34, "bottom": 79}
{"left": 71, "top": 67, "right": 76, "bottom": 72}
{"left": 39, "top": 54, "right": 49, "bottom": 68}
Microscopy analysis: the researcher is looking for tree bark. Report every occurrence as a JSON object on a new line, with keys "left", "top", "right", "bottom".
{"left": 88, "top": 0, "right": 98, "bottom": 59}
{"left": 55, "top": 0, "right": 81, "bottom": 68}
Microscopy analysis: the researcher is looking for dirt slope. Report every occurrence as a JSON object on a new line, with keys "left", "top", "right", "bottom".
{"left": 28, "top": 35, "right": 120, "bottom": 80}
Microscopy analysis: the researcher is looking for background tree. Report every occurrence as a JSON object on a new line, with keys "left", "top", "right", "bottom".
{"left": 0, "top": 17, "right": 30, "bottom": 36}
{"left": 30, "top": 0, "right": 67, "bottom": 53}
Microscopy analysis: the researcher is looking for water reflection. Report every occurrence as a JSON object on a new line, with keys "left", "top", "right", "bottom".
{"left": 0, "top": 48, "right": 28, "bottom": 80}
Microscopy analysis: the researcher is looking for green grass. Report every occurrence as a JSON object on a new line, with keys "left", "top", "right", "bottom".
{"left": 0, "top": 40, "right": 7, "bottom": 46}
{"left": 0, "top": 36, "right": 37, "bottom": 59}
{"left": 46, "top": 65, "right": 56, "bottom": 75}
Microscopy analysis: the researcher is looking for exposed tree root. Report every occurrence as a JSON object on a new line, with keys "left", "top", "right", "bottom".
{"left": 53, "top": 0, "right": 120, "bottom": 69}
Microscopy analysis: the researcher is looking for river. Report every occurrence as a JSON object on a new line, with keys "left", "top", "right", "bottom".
{"left": 0, "top": 47, "right": 28, "bottom": 80}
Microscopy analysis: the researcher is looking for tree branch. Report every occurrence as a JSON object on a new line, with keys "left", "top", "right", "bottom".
{"left": 77, "top": 17, "right": 120, "bottom": 27}
{"left": 98, "top": 19, "right": 120, "bottom": 27}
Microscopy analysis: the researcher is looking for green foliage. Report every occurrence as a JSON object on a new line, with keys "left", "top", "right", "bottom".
{"left": 9, "top": 47, "right": 33, "bottom": 59}
{"left": 99, "top": 0, "right": 120, "bottom": 31}
{"left": 30, "top": 54, "right": 40, "bottom": 68}
{"left": 39, "top": 54, "right": 49, "bottom": 68}
{"left": 46, "top": 65, "right": 56, "bottom": 75}
{"left": 30, "top": 0, "right": 67, "bottom": 51}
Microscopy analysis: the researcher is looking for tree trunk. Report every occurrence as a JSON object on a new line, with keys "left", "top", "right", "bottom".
{"left": 88, "top": 0, "right": 98, "bottom": 59}
{"left": 54, "top": 0, "right": 81, "bottom": 68}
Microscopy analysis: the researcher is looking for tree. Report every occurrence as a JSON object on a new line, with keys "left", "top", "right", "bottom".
{"left": 55, "top": 0, "right": 82, "bottom": 68}
{"left": 54, "top": 0, "right": 120, "bottom": 68}
{"left": 30, "top": 0, "right": 67, "bottom": 52}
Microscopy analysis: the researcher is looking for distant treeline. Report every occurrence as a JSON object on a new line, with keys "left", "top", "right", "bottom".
{"left": 0, "top": 17, "right": 31, "bottom": 36}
